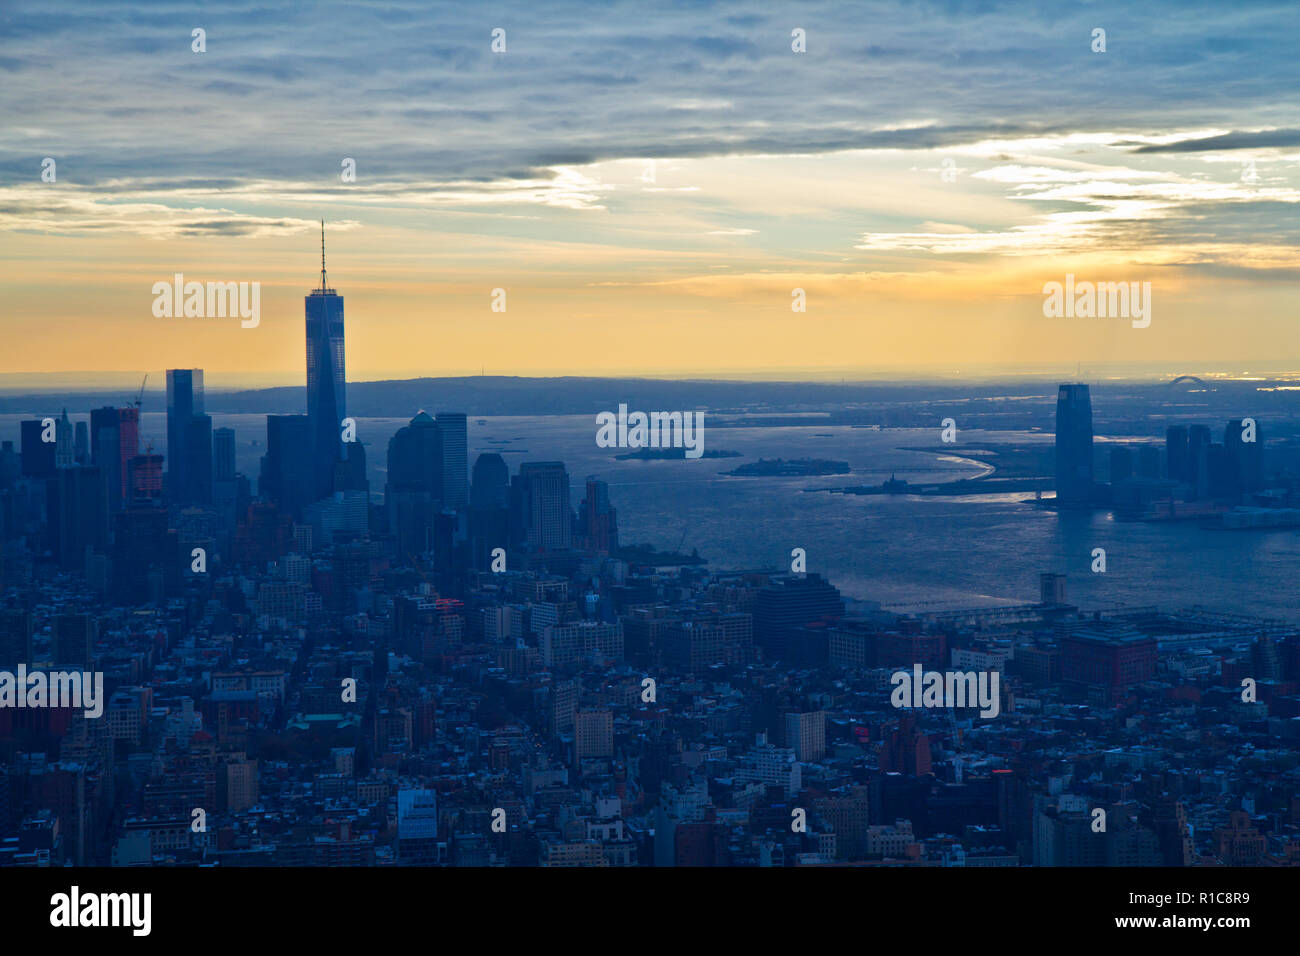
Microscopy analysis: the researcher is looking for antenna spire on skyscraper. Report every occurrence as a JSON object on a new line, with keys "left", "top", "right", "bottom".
{"left": 320, "top": 219, "right": 327, "bottom": 291}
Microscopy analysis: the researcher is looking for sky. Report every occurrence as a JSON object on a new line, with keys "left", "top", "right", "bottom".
{"left": 3, "top": 0, "right": 1299, "bottom": 387}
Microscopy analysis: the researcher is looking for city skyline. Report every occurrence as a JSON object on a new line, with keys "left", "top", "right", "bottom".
{"left": 4, "top": 198, "right": 1299, "bottom": 881}
{"left": 2, "top": 0, "right": 1299, "bottom": 898}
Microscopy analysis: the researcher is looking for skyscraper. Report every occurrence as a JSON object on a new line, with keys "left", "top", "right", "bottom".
{"left": 166, "top": 368, "right": 206, "bottom": 504}
{"left": 436, "top": 412, "right": 468, "bottom": 509}
{"left": 261, "top": 415, "right": 313, "bottom": 520}
{"left": 118, "top": 405, "right": 139, "bottom": 497}
{"left": 579, "top": 477, "right": 618, "bottom": 553}
{"left": 784, "top": 710, "right": 827, "bottom": 762}
{"left": 385, "top": 411, "right": 442, "bottom": 557}
{"left": 1205, "top": 442, "right": 1232, "bottom": 498}
{"left": 1188, "top": 424, "right": 1212, "bottom": 498}
{"left": 20, "top": 419, "right": 55, "bottom": 479}
{"left": 185, "top": 413, "right": 213, "bottom": 505}
{"left": 213, "top": 427, "right": 236, "bottom": 482}
{"left": 1224, "top": 418, "right": 1263, "bottom": 495}
{"left": 517, "top": 461, "right": 572, "bottom": 551}
{"left": 73, "top": 420, "right": 88, "bottom": 464}
{"left": 90, "top": 407, "right": 123, "bottom": 510}
{"left": 470, "top": 453, "right": 509, "bottom": 510}
{"left": 306, "top": 222, "right": 348, "bottom": 502}
{"left": 127, "top": 453, "right": 164, "bottom": 506}
{"left": 212, "top": 426, "right": 239, "bottom": 525}
{"left": 1054, "top": 384, "right": 1094, "bottom": 506}
{"left": 55, "top": 408, "right": 74, "bottom": 469}
{"left": 754, "top": 572, "right": 845, "bottom": 661}
{"left": 470, "top": 452, "right": 510, "bottom": 569}
{"left": 1165, "top": 425, "right": 1189, "bottom": 482}
{"left": 0, "top": 440, "right": 20, "bottom": 487}
{"left": 46, "top": 465, "right": 109, "bottom": 570}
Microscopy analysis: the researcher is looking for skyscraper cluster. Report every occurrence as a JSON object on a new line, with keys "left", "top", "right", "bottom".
{"left": 1055, "top": 382, "right": 1270, "bottom": 515}
{"left": 1166, "top": 420, "right": 1265, "bottom": 499}
{"left": 384, "top": 410, "right": 467, "bottom": 560}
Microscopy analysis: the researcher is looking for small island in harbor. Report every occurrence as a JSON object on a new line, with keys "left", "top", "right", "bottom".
{"left": 724, "top": 457, "right": 851, "bottom": 477}
{"left": 615, "top": 448, "right": 742, "bottom": 460}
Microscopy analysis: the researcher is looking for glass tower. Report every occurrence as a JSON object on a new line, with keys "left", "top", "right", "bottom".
{"left": 306, "top": 222, "right": 347, "bottom": 501}
{"left": 1054, "top": 383, "right": 1094, "bottom": 506}
{"left": 436, "top": 412, "right": 468, "bottom": 509}
{"left": 165, "top": 368, "right": 204, "bottom": 503}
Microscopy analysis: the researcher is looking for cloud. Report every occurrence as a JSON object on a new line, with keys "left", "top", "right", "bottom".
{"left": 855, "top": 142, "right": 1300, "bottom": 271}
{"left": 0, "top": 187, "right": 352, "bottom": 238}
{"left": 1133, "top": 129, "right": 1300, "bottom": 153}
{"left": 0, "top": 0, "right": 1297, "bottom": 282}
{"left": 3, "top": 0, "right": 1296, "bottom": 191}
{"left": 0, "top": 165, "right": 610, "bottom": 236}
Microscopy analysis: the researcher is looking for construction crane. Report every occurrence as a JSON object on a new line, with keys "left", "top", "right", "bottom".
{"left": 131, "top": 374, "right": 150, "bottom": 456}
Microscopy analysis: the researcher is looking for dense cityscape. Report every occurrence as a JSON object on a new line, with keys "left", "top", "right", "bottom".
{"left": 0, "top": 249, "right": 1297, "bottom": 870}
